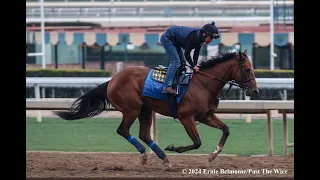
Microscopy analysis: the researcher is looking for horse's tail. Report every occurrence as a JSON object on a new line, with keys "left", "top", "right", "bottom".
{"left": 53, "top": 81, "right": 111, "bottom": 120}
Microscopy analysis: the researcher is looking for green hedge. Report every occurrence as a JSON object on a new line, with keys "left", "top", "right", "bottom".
{"left": 253, "top": 69, "right": 294, "bottom": 78}
{"left": 26, "top": 69, "right": 112, "bottom": 77}
{"left": 26, "top": 68, "right": 294, "bottom": 100}
{"left": 26, "top": 68, "right": 293, "bottom": 78}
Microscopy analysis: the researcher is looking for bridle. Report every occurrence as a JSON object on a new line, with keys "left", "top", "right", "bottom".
{"left": 191, "top": 53, "right": 255, "bottom": 99}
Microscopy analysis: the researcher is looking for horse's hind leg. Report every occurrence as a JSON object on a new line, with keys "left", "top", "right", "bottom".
{"left": 117, "top": 109, "right": 147, "bottom": 163}
{"left": 138, "top": 105, "right": 171, "bottom": 168}
{"left": 201, "top": 113, "right": 229, "bottom": 162}
{"left": 165, "top": 116, "right": 202, "bottom": 153}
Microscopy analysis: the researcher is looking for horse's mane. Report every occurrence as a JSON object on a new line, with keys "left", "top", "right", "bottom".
{"left": 199, "top": 51, "right": 237, "bottom": 70}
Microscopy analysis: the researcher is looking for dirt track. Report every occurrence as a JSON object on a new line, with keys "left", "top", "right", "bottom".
{"left": 26, "top": 152, "right": 294, "bottom": 178}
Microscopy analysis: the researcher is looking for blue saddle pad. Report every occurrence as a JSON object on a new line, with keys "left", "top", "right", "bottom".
{"left": 142, "top": 69, "right": 192, "bottom": 103}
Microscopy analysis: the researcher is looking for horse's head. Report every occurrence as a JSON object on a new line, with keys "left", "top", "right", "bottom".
{"left": 198, "top": 50, "right": 259, "bottom": 97}
{"left": 229, "top": 49, "right": 259, "bottom": 97}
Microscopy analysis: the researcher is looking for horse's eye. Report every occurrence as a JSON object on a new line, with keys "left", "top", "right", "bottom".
{"left": 245, "top": 68, "right": 251, "bottom": 73}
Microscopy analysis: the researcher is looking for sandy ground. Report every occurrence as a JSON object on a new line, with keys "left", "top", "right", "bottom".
{"left": 26, "top": 152, "right": 294, "bottom": 178}
{"left": 26, "top": 110, "right": 294, "bottom": 178}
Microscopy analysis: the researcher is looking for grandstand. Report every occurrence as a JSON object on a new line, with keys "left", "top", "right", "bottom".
{"left": 26, "top": 0, "right": 294, "bottom": 71}
{"left": 26, "top": 0, "right": 293, "bottom": 27}
{"left": 26, "top": 2, "right": 294, "bottom": 176}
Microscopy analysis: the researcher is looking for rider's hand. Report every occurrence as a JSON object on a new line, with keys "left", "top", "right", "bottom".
{"left": 180, "top": 64, "right": 187, "bottom": 72}
{"left": 193, "top": 66, "right": 200, "bottom": 72}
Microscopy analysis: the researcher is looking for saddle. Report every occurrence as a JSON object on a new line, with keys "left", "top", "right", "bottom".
{"left": 151, "top": 65, "right": 191, "bottom": 88}
{"left": 148, "top": 64, "right": 192, "bottom": 119}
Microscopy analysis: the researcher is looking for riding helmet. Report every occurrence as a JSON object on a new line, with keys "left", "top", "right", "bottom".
{"left": 201, "top": 21, "right": 220, "bottom": 39}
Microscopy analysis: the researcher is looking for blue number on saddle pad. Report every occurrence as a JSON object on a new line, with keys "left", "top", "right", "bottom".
{"left": 142, "top": 69, "right": 192, "bottom": 103}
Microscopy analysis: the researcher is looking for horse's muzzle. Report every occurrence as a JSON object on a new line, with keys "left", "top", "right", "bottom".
{"left": 252, "top": 89, "right": 259, "bottom": 95}
{"left": 246, "top": 89, "right": 259, "bottom": 97}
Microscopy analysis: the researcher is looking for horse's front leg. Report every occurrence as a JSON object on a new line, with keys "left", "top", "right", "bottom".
{"left": 201, "top": 113, "right": 230, "bottom": 162}
{"left": 164, "top": 116, "right": 201, "bottom": 153}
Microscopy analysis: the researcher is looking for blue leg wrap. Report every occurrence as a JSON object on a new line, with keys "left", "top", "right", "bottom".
{"left": 148, "top": 141, "right": 166, "bottom": 160}
{"left": 127, "top": 135, "right": 146, "bottom": 153}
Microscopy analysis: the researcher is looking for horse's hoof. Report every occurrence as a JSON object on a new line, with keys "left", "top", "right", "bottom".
{"left": 163, "top": 157, "right": 172, "bottom": 169}
{"left": 209, "top": 152, "right": 218, "bottom": 162}
{"left": 164, "top": 144, "right": 174, "bottom": 151}
{"left": 140, "top": 152, "right": 148, "bottom": 165}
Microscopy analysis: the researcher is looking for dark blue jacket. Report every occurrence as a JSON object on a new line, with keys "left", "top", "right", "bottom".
{"left": 165, "top": 26, "right": 201, "bottom": 49}
{"left": 165, "top": 26, "right": 203, "bottom": 67}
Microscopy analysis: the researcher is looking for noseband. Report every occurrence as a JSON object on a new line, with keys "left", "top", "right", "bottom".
{"left": 232, "top": 58, "right": 256, "bottom": 92}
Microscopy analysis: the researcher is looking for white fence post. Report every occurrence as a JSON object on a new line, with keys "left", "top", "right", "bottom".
{"left": 150, "top": 111, "right": 157, "bottom": 153}
{"left": 26, "top": 99, "right": 294, "bottom": 156}
{"left": 34, "top": 84, "right": 42, "bottom": 122}
{"left": 245, "top": 95, "right": 251, "bottom": 123}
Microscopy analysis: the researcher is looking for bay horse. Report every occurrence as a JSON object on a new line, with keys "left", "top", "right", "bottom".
{"left": 54, "top": 49, "right": 259, "bottom": 169}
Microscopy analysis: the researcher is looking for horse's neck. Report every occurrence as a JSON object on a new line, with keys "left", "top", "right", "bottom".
{"left": 199, "top": 61, "right": 233, "bottom": 99}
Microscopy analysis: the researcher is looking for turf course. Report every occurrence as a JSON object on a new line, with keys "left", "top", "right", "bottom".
{"left": 26, "top": 117, "right": 294, "bottom": 155}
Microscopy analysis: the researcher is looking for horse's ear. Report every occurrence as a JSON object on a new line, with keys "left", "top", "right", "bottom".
{"left": 244, "top": 49, "right": 248, "bottom": 55}
{"left": 238, "top": 49, "right": 243, "bottom": 60}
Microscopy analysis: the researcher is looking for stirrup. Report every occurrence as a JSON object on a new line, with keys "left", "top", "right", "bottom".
{"left": 158, "top": 65, "right": 168, "bottom": 70}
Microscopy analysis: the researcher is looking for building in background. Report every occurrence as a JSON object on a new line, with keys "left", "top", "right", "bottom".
{"left": 26, "top": 0, "right": 294, "bottom": 71}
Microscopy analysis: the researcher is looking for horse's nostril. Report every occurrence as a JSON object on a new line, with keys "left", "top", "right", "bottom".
{"left": 253, "top": 89, "right": 259, "bottom": 94}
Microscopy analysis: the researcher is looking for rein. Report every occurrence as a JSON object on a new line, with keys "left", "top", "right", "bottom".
{"left": 147, "top": 53, "right": 255, "bottom": 100}
{"left": 195, "top": 70, "right": 238, "bottom": 99}
{"left": 188, "top": 56, "right": 254, "bottom": 100}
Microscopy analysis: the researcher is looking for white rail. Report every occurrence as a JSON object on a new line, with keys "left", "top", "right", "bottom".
{"left": 26, "top": 77, "right": 294, "bottom": 89}
{"left": 26, "top": 98, "right": 294, "bottom": 156}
